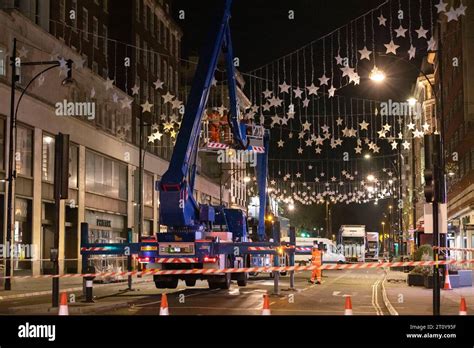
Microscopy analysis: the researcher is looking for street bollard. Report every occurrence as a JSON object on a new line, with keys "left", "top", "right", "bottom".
{"left": 83, "top": 266, "right": 96, "bottom": 303}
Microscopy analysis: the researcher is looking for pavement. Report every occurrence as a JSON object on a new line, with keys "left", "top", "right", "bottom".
{"left": 384, "top": 269, "right": 474, "bottom": 315}
{"left": 0, "top": 268, "right": 472, "bottom": 315}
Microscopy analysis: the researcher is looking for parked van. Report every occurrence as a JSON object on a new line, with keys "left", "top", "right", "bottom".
{"left": 282, "top": 237, "right": 346, "bottom": 265}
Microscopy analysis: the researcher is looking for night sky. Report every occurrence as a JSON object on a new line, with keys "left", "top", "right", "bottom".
{"left": 170, "top": 0, "right": 425, "bottom": 234}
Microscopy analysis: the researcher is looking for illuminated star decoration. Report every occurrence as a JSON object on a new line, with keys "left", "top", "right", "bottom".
{"left": 384, "top": 40, "right": 400, "bottom": 55}
{"left": 377, "top": 14, "right": 387, "bottom": 26}
{"left": 104, "top": 77, "right": 115, "bottom": 91}
{"left": 445, "top": 6, "right": 459, "bottom": 22}
{"left": 358, "top": 46, "right": 372, "bottom": 60}
{"left": 153, "top": 79, "right": 164, "bottom": 90}
{"left": 279, "top": 82, "right": 291, "bottom": 94}
{"left": 141, "top": 100, "right": 153, "bottom": 113}
{"left": 394, "top": 25, "right": 407, "bottom": 38}
{"left": 415, "top": 26, "right": 429, "bottom": 39}
{"left": 318, "top": 74, "right": 330, "bottom": 86}
{"left": 408, "top": 45, "right": 416, "bottom": 60}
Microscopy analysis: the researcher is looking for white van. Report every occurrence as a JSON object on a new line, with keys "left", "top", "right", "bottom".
{"left": 282, "top": 237, "right": 346, "bottom": 265}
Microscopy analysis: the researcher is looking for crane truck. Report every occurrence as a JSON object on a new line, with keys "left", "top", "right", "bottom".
{"left": 80, "top": 0, "right": 292, "bottom": 290}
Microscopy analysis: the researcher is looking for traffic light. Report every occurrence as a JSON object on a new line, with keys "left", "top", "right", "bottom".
{"left": 424, "top": 134, "right": 443, "bottom": 203}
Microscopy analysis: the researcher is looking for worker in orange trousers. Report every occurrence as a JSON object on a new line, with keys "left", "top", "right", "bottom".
{"left": 310, "top": 244, "right": 323, "bottom": 284}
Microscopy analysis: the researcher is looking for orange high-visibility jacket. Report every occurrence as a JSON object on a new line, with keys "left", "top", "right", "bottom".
{"left": 311, "top": 248, "right": 322, "bottom": 266}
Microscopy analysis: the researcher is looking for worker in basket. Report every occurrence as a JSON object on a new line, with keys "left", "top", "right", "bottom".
{"left": 309, "top": 242, "right": 323, "bottom": 284}
{"left": 208, "top": 108, "right": 221, "bottom": 143}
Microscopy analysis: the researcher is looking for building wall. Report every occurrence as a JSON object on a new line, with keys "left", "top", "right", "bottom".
{"left": 440, "top": 0, "right": 474, "bottom": 250}
{"left": 0, "top": 9, "right": 223, "bottom": 276}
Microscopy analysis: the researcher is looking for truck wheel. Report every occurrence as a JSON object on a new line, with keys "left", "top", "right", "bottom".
{"left": 208, "top": 280, "right": 220, "bottom": 289}
{"left": 155, "top": 281, "right": 168, "bottom": 289}
{"left": 237, "top": 273, "right": 248, "bottom": 287}
{"left": 167, "top": 278, "right": 179, "bottom": 289}
{"left": 185, "top": 279, "right": 196, "bottom": 287}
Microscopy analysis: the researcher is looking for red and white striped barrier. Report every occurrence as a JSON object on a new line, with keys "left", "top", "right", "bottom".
{"left": 434, "top": 247, "right": 474, "bottom": 252}
{"left": 248, "top": 247, "right": 272, "bottom": 251}
{"left": 81, "top": 247, "right": 108, "bottom": 252}
{"left": 206, "top": 142, "right": 229, "bottom": 150}
{"left": 155, "top": 258, "right": 198, "bottom": 263}
{"left": 296, "top": 247, "right": 312, "bottom": 252}
{"left": 205, "top": 142, "right": 265, "bottom": 154}
{"left": 251, "top": 146, "right": 265, "bottom": 153}
{"left": 2, "top": 259, "right": 474, "bottom": 280}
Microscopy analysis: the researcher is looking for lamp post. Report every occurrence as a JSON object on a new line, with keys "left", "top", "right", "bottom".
{"left": 381, "top": 221, "right": 386, "bottom": 257}
{"left": 370, "top": 41, "right": 446, "bottom": 315}
{"left": 4, "top": 38, "right": 72, "bottom": 291}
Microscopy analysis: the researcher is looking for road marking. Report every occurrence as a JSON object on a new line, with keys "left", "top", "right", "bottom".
{"left": 381, "top": 272, "right": 399, "bottom": 316}
{"left": 133, "top": 288, "right": 221, "bottom": 308}
{"left": 371, "top": 279, "right": 383, "bottom": 315}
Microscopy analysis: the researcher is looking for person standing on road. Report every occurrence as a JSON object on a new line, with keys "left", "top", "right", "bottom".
{"left": 309, "top": 243, "right": 323, "bottom": 284}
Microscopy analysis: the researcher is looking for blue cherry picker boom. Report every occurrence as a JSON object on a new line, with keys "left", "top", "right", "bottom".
{"left": 80, "top": 0, "right": 293, "bottom": 290}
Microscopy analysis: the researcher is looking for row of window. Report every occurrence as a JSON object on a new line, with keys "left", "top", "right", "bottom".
{"left": 446, "top": 120, "right": 468, "bottom": 156}
{"left": 135, "top": 38, "right": 179, "bottom": 93}
{"left": 457, "top": 149, "right": 474, "bottom": 181}
{"left": 136, "top": 0, "right": 178, "bottom": 58}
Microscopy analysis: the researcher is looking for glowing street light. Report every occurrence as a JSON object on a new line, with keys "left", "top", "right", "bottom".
{"left": 243, "top": 176, "right": 251, "bottom": 183}
{"left": 369, "top": 66, "right": 386, "bottom": 83}
{"left": 288, "top": 203, "right": 295, "bottom": 211}
{"left": 407, "top": 97, "right": 417, "bottom": 106}
{"left": 364, "top": 154, "right": 371, "bottom": 159}
{"left": 367, "top": 174, "right": 376, "bottom": 182}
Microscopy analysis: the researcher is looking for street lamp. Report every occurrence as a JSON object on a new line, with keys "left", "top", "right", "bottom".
{"left": 4, "top": 38, "right": 73, "bottom": 292}
{"left": 369, "top": 66, "right": 386, "bottom": 82}
{"left": 364, "top": 153, "right": 371, "bottom": 159}
{"left": 288, "top": 203, "right": 295, "bottom": 211}
{"left": 367, "top": 174, "right": 376, "bottom": 182}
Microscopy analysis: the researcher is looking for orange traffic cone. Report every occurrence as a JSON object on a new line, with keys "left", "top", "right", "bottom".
{"left": 344, "top": 296, "right": 353, "bottom": 315}
{"left": 262, "top": 293, "right": 271, "bottom": 315}
{"left": 459, "top": 298, "right": 468, "bottom": 316}
{"left": 443, "top": 268, "right": 452, "bottom": 290}
{"left": 58, "top": 292, "right": 69, "bottom": 316}
{"left": 160, "top": 293, "right": 169, "bottom": 316}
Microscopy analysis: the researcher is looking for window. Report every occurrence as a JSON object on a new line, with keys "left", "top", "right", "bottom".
{"left": 93, "top": 17, "right": 99, "bottom": 48}
{"left": 143, "top": 41, "right": 147, "bottom": 65}
{"left": 0, "top": 118, "right": 4, "bottom": 171}
{"left": 69, "top": 145, "right": 78, "bottom": 188}
{"left": 85, "top": 150, "right": 127, "bottom": 200}
{"left": 92, "top": 61, "right": 98, "bottom": 74}
{"left": 71, "top": 0, "right": 78, "bottom": 29}
{"left": 144, "top": 4, "right": 148, "bottom": 29}
{"left": 59, "top": 0, "right": 66, "bottom": 22}
{"left": 42, "top": 134, "right": 55, "bottom": 182}
{"left": 136, "top": 34, "right": 141, "bottom": 64}
{"left": 0, "top": 46, "right": 6, "bottom": 76}
{"left": 103, "top": 0, "right": 108, "bottom": 12}
{"left": 163, "top": 59, "right": 167, "bottom": 85}
{"left": 157, "top": 54, "right": 161, "bottom": 80}
{"left": 16, "top": 126, "right": 33, "bottom": 177}
{"left": 165, "top": 27, "right": 169, "bottom": 50}
{"left": 160, "top": 21, "right": 164, "bottom": 43}
{"left": 136, "top": 0, "right": 140, "bottom": 22}
{"left": 150, "top": 51, "right": 154, "bottom": 77}
{"left": 144, "top": 173, "right": 153, "bottom": 206}
{"left": 169, "top": 65, "right": 173, "bottom": 90}
{"left": 82, "top": 8, "right": 89, "bottom": 40}
{"left": 150, "top": 8, "right": 155, "bottom": 36}
{"left": 102, "top": 24, "right": 108, "bottom": 56}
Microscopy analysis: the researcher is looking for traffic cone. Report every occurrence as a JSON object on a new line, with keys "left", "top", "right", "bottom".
{"left": 58, "top": 292, "right": 69, "bottom": 316}
{"left": 443, "top": 268, "right": 452, "bottom": 290}
{"left": 344, "top": 296, "right": 353, "bottom": 315}
{"left": 159, "top": 293, "right": 169, "bottom": 315}
{"left": 459, "top": 298, "right": 468, "bottom": 316}
{"left": 262, "top": 293, "right": 271, "bottom": 315}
